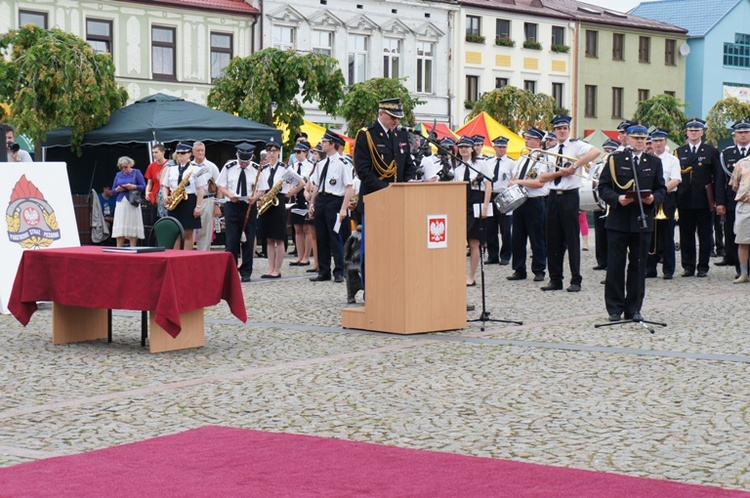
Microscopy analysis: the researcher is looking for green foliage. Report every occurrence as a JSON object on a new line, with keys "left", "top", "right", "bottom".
{"left": 631, "top": 94, "right": 688, "bottom": 144}
{"left": 495, "top": 37, "right": 515, "bottom": 48}
{"left": 550, "top": 44, "right": 570, "bottom": 53}
{"left": 0, "top": 25, "right": 127, "bottom": 155}
{"left": 705, "top": 97, "right": 750, "bottom": 145}
{"left": 340, "top": 78, "right": 424, "bottom": 136}
{"left": 468, "top": 86, "right": 555, "bottom": 133}
{"left": 523, "top": 40, "right": 543, "bottom": 50}
{"left": 207, "top": 47, "right": 345, "bottom": 150}
{"left": 465, "top": 33, "right": 486, "bottom": 44}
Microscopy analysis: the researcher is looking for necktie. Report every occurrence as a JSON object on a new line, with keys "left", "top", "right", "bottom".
{"left": 177, "top": 164, "right": 188, "bottom": 184}
{"left": 742, "top": 148, "right": 747, "bottom": 157}
{"left": 463, "top": 163, "right": 470, "bottom": 182}
{"left": 237, "top": 168, "right": 247, "bottom": 197}
{"left": 519, "top": 158, "right": 530, "bottom": 180}
{"left": 319, "top": 158, "right": 330, "bottom": 194}
{"left": 268, "top": 164, "right": 277, "bottom": 186}
{"left": 691, "top": 146, "right": 697, "bottom": 155}
{"left": 554, "top": 144, "right": 564, "bottom": 185}
{"left": 634, "top": 155, "right": 640, "bottom": 168}
{"left": 297, "top": 162, "right": 303, "bottom": 175}
{"left": 493, "top": 158, "right": 501, "bottom": 183}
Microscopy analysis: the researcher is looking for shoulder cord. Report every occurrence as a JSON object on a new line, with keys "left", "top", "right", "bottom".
{"left": 356, "top": 129, "right": 397, "bottom": 181}
{"left": 608, "top": 152, "right": 634, "bottom": 190}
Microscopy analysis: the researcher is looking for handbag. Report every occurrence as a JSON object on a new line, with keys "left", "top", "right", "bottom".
{"left": 127, "top": 170, "right": 143, "bottom": 206}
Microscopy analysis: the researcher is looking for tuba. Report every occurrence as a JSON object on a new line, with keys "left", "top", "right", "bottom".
{"left": 166, "top": 170, "right": 193, "bottom": 211}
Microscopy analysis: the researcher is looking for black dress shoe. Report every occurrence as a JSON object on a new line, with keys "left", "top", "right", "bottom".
{"left": 681, "top": 270, "right": 694, "bottom": 277}
{"left": 566, "top": 284, "right": 581, "bottom": 292}
{"left": 663, "top": 274, "right": 673, "bottom": 280}
{"left": 626, "top": 312, "right": 644, "bottom": 321}
{"left": 541, "top": 283, "right": 563, "bottom": 291}
{"left": 710, "top": 250, "right": 717, "bottom": 258}
{"left": 592, "top": 265, "right": 607, "bottom": 270}
{"left": 241, "top": 275, "right": 251, "bottom": 283}
{"left": 310, "top": 275, "right": 331, "bottom": 282}
{"left": 608, "top": 313, "right": 621, "bottom": 322}
{"left": 533, "top": 274, "right": 545, "bottom": 282}
{"left": 715, "top": 260, "right": 730, "bottom": 266}
{"left": 484, "top": 259, "right": 500, "bottom": 265}
{"left": 697, "top": 271, "right": 708, "bottom": 277}
{"left": 334, "top": 275, "right": 345, "bottom": 283}
{"left": 506, "top": 273, "right": 526, "bottom": 281}
{"left": 499, "top": 260, "right": 510, "bottom": 266}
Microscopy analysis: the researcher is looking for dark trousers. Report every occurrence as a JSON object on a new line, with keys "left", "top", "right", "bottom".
{"left": 486, "top": 204, "right": 512, "bottom": 262}
{"left": 605, "top": 229, "right": 649, "bottom": 316}
{"left": 511, "top": 197, "right": 546, "bottom": 276}
{"left": 679, "top": 207, "right": 712, "bottom": 273}
{"left": 724, "top": 203, "right": 738, "bottom": 269}
{"left": 224, "top": 201, "right": 257, "bottom": 278}
{"left": 593, "top": 209, "right": 608, "bottom": 268}
{"left": 713, "top": 212, "right": 724, "bottom": 252}
{"left": 547, "top": 190, "right": 581, "bottom": 285}
{"left": 647, "top": 218, "right": 676, "bottom": 276}
{"left": 314, "top": 194, "right": 345, "bottom": 278}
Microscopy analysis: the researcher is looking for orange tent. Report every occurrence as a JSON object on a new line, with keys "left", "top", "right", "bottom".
{"left": 454, "top": 112, "right": 525, "bottom": 159}
{"left": 418, "top": 122, "right": 459, "bottom": 141}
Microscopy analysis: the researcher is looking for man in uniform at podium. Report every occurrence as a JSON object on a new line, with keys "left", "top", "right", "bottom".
{"left": 353, "top": 98, "right": 417, "bottom": 286}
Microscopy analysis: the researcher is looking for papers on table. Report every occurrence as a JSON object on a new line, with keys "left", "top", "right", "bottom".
{"left": 102, "top": 247, "right": 166, "bottom": 254}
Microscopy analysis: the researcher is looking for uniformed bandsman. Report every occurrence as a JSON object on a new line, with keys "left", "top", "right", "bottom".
{"left": 309, "top": 130, "right": 355, "bottom": 283}
{"left": 590, "top": 139, "right": 620, "bottom": 271}
{"left": 646, "top": 129, "right": 682, "bottom": 279}
{"left": 598, "top": 124, "right": 666, "bottom": 321}
{"left": 544, "top": 131, "right": 558, "bottom": 150}
{"left": 161, "top": 141, "right": 207, "bottom": 250}
{"left": 484, "top": 136, "right": 515, "bottom": 265}
{"left": 675, "top": 117, "right": 720, "bottom": 277}
{"left": 715, "top": 119, "right": 750, "bottom": 277}
{"left": 537, "top": 115, "right": 601, "bottom": 292}
{"left": 289, "top": 141, "right": 315, "bottom": 267}
{"left": 215, "top": 143, "right": 268, "bottom": 282}
{"left": 616, "top": 121, "right": 632, "bottom": 151}
{"left": 258, "top": 137, "right": 291, "bottom": 279}
{"left": 473, "top": 134, "right": 492, "bottom": 161}
{"left": 507, "top": 127, "right": 552, "bottom": 281}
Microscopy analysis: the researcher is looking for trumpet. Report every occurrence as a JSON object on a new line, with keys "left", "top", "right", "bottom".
{"left": 520, "top": 148, "right": 595, "bottom": 181}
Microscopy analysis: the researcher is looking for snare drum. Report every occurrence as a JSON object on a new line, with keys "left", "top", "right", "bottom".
{"left": 579, "top": 178, "right": 602, "bottom": 211}
{"left": 494, "top": 184, "right": 528, "bottom": 214}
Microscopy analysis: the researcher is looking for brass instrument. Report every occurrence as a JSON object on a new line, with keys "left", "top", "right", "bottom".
{"left": 258, "top": 178, "right": 283, "bottom": 215}
{"left": 166, "top": 170, "right": 193, "bottom": 211}
{"left": 649, "top": 205, "right": 669, "bottom": 256}
{"left": 520, "top": 148, "right": 594, "bottom": 181}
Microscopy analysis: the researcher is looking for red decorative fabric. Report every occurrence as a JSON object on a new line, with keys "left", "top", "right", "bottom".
{"left": 8, "top": 247, "right": 247, "bottom": 337}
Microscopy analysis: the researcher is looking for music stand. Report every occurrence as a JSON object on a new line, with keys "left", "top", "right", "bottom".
{"left": 595, "top": 153, "right": 667, "bottom": 334}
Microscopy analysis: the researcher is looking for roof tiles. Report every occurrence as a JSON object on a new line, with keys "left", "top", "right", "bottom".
{"left": 631, "top": 0, "right": 739, "bottom": 38}
{"left": 128, "top": 0, "right": 259, "bottom": 15}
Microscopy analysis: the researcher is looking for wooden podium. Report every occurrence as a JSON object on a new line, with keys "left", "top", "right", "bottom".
{"left": 342, "top": 182, "right": 466, "bottom": 334}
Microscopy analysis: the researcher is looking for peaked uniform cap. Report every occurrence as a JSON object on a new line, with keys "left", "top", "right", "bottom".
{"left": 379, "top": 98, "right": 404, "bottom": 118}
{"left": 236, "top": 142, "right": 255, "bottom": 160}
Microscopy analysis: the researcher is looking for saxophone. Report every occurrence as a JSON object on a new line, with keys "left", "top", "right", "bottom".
{"left": 258, "top": 178, "right": 283, "bottom": 215}
{"left": 166, "top": 170, "right": 193, "bottom": 211}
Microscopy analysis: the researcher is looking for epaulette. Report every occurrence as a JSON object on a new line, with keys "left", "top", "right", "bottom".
{"left": 223, "top": 159, "right": 238, "bottom": 169}
{"left": 722, "top": 145, "right": 736, "bottom": 153}
{"left": 609, "top": 149, "right": 624, "bottom": 155}
{"left": 570, "top": 138, "right": 579, "bottom": 142}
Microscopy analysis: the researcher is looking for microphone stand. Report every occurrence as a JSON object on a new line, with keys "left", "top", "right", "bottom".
{"left": 403, "top": 128, "right": 522, "bottom": 330}
{"left": 595, "top": 151, "right": 667, "bottom": 334}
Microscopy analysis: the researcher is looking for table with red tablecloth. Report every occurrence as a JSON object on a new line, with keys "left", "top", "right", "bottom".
{"left": 8, "top": 246, "right": 247, "bottom": 352}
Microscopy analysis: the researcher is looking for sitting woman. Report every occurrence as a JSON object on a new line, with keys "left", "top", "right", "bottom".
{"left": 453, "top": 136, "right": 492, "bottom": 286}
{"left": 111, "top": 156, "right": 146, "bottom": 247}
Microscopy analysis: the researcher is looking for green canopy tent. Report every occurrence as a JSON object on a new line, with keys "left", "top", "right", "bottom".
{"left": 43, "top": 93, "right": 281, "bottom": 193}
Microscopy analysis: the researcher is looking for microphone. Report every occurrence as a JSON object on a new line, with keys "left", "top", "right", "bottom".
{"left": 396, "top": 125, "right": 420, "bottom": 135}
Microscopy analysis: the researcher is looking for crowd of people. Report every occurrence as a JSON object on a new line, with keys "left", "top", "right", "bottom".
{"left": 84, "top": 102, "right": 750, "bottom": 320}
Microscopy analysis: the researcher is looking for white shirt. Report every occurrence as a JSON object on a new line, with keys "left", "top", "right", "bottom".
{"left": 512, "top": 153, "right": 552, "bottom": 198}
{"left": 194, "top": 159, "right": 220, "bottom": 197}
{"left": 658, "top": 150, "right": 682, "bottom": 192}
{"left": 488, "top": 155, "right": 516, "bottom": 193}
{"left": 453, "top": 158, "right": 493, "bottom": 190}
{"left": 549, "top": 139, "right": 594, "bottom": 191}
{"left": 216, "top": 160, "right": 269, "bottom": 197}
{"left": 9, "top": 149, "right": 32, "bottom": 162}
{"left": 163, "top": 162, "right": 207, "bottom": 195}
{"left": 311, "top": 153, "right": 354, "bottom": 197}
{"left": 261, "top": 161, "right": 292, "bottom": 194}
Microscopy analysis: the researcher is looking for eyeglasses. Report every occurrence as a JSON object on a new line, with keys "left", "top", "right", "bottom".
{"left": 176, "top": 151, "right": 190, "bottom": 155}
{"left": 294, "top": 150, "right": 306, "bottom": 153}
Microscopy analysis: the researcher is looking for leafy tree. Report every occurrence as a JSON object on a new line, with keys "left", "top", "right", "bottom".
{"left": 631, "top": 94, "right": 688, "bottom": 144}
{"left": 705, "top": 97, "right": 750, "bottom": 145}
{"left": 340, "top": 77, "right": 424, "bottom": 136}
{"left": 467, "top": 86, "right": 555, "bottom": 133}
{"left": 0, "top": 25, "right": 127, "bottom": 156}
{"left": 207, "top": 48, "right": 345, "bottom": 150}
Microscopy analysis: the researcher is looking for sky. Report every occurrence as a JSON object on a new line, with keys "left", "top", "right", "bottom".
{"left": 581, "top": 0, "right": 644, "bottom": 13}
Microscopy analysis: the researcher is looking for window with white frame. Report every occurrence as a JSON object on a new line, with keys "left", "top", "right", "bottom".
{"left": 273, "top": 25, "right": 296, "bottom": 50}
{"left": 312, "top": 30, "right": 333, "bottom": 56}
{"left": 416, "top": 41, "right": 433, "bottom": 93}
{"left": 348, "top": 34, "right": 369, "bottom": 85}
{"left": 383, "top": 38, "right": 401, "bottom": 78}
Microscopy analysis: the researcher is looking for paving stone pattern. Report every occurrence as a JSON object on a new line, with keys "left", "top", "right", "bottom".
{"left": 1, "top": 246, "right": 749, "bottom": 491}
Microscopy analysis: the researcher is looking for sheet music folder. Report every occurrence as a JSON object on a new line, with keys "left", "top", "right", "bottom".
{"left": 102, "top": 247, "right": 166, "bottom": 254}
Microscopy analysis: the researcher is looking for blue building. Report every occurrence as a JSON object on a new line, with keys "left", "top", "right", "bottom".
{"left": 631, "top": 0, "right": 750, "bottom": 118}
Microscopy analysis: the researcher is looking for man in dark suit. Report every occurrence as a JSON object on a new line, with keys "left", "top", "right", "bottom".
{"left": 598, "top": 124, "right": 666, "bottom": 322}
{"left": 353, "top": 98, "right": 417, "bottom": 285}
{"left": 715, "top": 119, "right": 750, "bottom": 279}
{"left": 675, "top": 118, "right": 720, "bottom": 277}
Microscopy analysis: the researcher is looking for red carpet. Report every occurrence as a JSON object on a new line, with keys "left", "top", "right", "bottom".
{"left": 0, "top": 426, "right": 746, "bottom": 497}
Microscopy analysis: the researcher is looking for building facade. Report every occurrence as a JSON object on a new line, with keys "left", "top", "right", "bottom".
{"left": 632, "top": 0, "right": 750, "bottom": 118}
{"left": 260, "top": 0, "right": 458, "bottom": 128}
{"left": 0, "top": 0, "right": 258, "bottom": 105}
